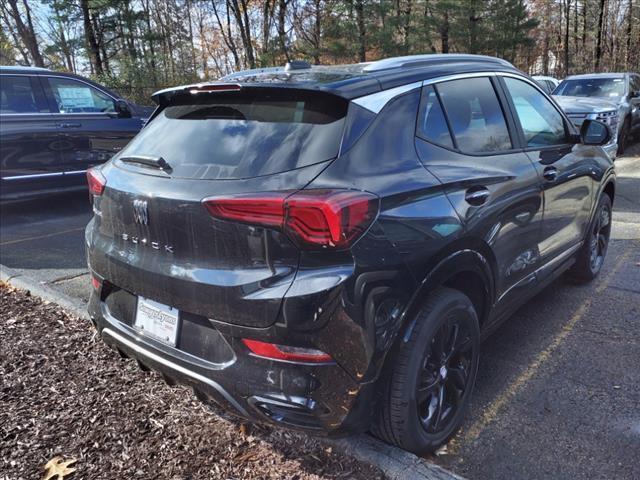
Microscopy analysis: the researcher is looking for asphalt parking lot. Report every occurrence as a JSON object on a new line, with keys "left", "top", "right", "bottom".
{"left": 1, "top": 144, "right": 639, "bottom": 480}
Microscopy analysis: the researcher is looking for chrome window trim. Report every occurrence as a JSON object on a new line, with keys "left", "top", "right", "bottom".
{"left": 352, "top": 81, "right": 422, "bottom": 113}
{"left": 1, "top": 169, "right": 86, "bottom": 181}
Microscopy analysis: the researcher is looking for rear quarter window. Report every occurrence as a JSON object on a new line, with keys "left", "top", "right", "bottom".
{"left": 118, "top": 89, "right": 348, "bottom": 180}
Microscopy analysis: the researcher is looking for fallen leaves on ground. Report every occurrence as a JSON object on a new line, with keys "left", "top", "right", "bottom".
{"left": 0, "top": 284, "right": 384, "bottom": 479}
{"left": 41, "top": 457, "right": 77, "bottom": 480}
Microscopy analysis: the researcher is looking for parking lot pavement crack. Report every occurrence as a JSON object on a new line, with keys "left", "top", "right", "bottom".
{"left": 47, "top": 271, "right": 90, "bottom": 285}
{"left": 607, "top": 284, "right": 640, "bottom": 295}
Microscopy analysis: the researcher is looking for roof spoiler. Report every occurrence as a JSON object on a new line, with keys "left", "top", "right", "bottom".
{"left": 151, "top": 82, "right": 243, "bottom": 105}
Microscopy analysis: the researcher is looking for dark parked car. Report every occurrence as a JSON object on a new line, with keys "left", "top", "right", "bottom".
{"left": 0, "top": 66, "right": 149, "bottom": 201}
{"left": 85, "top": 55, "right": 615, "bottom": 454}
{"left": 553, "top": 72, "right": 640, "bottom": 154}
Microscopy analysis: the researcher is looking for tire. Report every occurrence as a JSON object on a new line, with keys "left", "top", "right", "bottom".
{"left": 617, "top": 117, "right": 630, "bottom": 155}
{"left": 568, "top": 194, "right": 612, "bottom": 283}
{"left": 372, "top": 287, "right": 480, "bottom": 454}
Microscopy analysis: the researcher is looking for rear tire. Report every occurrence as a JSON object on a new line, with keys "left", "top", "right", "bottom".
{"left": 372, "top": 288, "right": 480, "bottom": 454}
{"left": 568, "top": 194, "right": 612, "bottom": 283}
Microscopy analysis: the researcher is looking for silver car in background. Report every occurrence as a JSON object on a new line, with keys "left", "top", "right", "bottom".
{"left": 552, "top": 95, "right": 619, "bottom": 159}
{"left": 553, "top": 72, "right": 640, "bottom": 154}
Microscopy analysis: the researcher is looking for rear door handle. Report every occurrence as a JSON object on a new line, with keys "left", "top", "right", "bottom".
{"left": 465, "top": 187, "right": 490, "bottom": 206}
{"left": 59, "top": 122, "right": 82, "bottom": 128}
{"left": 543, "top": 166, "right": 558, "bottom": 181}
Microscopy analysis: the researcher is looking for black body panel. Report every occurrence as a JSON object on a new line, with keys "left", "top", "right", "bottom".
{"left": 85, "top": 57, "right": 615, "bottom": 438}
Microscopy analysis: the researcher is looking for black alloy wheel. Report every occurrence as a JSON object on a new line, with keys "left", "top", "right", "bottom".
{"left": 417, "top": 314, "right": 475, "bottom": 434}
{"left": 569, "top": 194, "right": 613, "bottom": 282}
{"left": 373, "top": 287, "right": 480, "bottom": 454}
{"left": 588, "top": 198, "right": 612, "bottom": 274}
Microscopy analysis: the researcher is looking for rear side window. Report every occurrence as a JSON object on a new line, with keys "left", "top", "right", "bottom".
{"left": 437, "top": 77, "right": 512, "bottom": 153}
{"left": 503, "top": 77, "right": 568, "bottom": 148}
{"left": 0, "top": 76, "right": 47, "bottom": 113}
{"left": 46, "top": 77, "right": 116, "bottom": 113}
{"left": 118, "top": 89, "right": 348, "bottom": 180}
{"left": 417, "top": 85, "right": 453, "bottom": 148}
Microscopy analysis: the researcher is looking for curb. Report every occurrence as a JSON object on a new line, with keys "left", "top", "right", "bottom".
{"left": 0, "top": 263, "right": 465, "bottom": 480}
{"left": 1, "top": 265, "right": 90, "bottom": 321}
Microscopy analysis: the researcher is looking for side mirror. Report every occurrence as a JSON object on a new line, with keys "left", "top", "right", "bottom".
{"left": 631, "top": 90, "right": 640, "bottom": 99}
{"left": 580, "top": 119, "right": 611, "bottom": 146}
{"left": 114, "top": 99, "right": 132, "bottom": 118}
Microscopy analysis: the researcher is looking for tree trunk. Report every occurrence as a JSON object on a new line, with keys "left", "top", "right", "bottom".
{"left": 355, "top": 0, "right": 366, "bottom": 62}
{"left": 626, "top": 0, "right": 633, "bottom": 69}
{"left": 440, "top": 9, "right": 449, "bottom": 53}
{"left": 595, "top": 0, "right": 605, "bottom": 71}
{"left": 564, "top": 0, "right": 571, "bottom": 77}
{"left": 6, "top": 0, "right": 44, "bottom": 67}
{"left": 278, "top": 0, "right": 290, "bottom": 62}
{"left": 80, "top": 0, "right": 103, "bottom": 75}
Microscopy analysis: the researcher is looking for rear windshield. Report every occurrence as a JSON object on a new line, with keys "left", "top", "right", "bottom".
{"left": 116, "top": 89, "right": 348, "bottom": 179}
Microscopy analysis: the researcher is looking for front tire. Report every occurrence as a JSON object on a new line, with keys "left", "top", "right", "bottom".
{"left": 568, "top": 194, "right": 612, "bottom": 283}
{"left": 372, "top": 288, "right": 480, "bottom": 454}
{"left": 617, "top": 117, "right": 631, "bottom": 155}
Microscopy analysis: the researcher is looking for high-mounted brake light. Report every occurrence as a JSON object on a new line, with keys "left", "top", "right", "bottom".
{"left": 188, "top": 83, "right": 242, "bottom": 94}
{"left": 203, "top": 189, "right": 378, "bottom": 250}
{"left": 87, "top": 168, "right": 106, "bottom": 196}
{"left": 242, "top": 339, "right": 333, "bottom": 364}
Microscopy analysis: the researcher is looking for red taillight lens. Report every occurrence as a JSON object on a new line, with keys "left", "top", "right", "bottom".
{"left": 285, "top": 190, "right": 378, "bottom": 248}
{"left": 203, "top": 189, "right": 378, "bottom": 250}
{"left": 203, "top": 192, "right": 285, "bottom": 227}
{"left": 242, "top": 339, "right": 333, "bottom": 363}
{"left": 90, "top": 275, "right": 101, "bottom": 290}
{"left": 87, "top": 168, "right": 106, "bottom": 196}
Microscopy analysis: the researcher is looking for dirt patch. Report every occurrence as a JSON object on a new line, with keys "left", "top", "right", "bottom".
{"left": 0, "top": 283, "right": 384, "bottom": 480}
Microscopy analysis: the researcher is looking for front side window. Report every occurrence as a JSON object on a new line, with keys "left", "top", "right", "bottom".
{"left": 416, "top": 85, "right": 453, "bottom": 148}
{"left": 504, "top": 77, "right": 569, "bottom": 148}
{"left": 46, "top": 77, "right": 115, "bottom": 113}
{"left": 436, "top": 77, "right": 512, "bottom": 153}
{"left": 0, "top": 75, "right": 45, "bottom": 113}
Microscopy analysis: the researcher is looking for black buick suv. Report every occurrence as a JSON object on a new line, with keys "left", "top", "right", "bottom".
{"left": 86, "top": 54, "right": 615, "bottom": 454}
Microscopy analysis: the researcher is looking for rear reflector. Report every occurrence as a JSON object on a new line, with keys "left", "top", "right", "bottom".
{"left": 203, "top": 189, "right": 378, "bottom": 249}
{"left": 90, "top": 276, "right": 101, "bottom": 290}
{"left": 87, "top": 168, "right": 106, "bottom": 196}
{"left": 242, "top": 339, "right": 333, "bottom": 363}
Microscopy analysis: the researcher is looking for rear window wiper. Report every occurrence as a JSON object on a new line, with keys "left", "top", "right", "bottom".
{"left": 119, "top": 155, "right": 172, "bottom": 173}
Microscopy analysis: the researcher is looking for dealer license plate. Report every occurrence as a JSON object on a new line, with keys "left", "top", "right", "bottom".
{"left": 134, "top": 297, "right": 179, "bottom": 346}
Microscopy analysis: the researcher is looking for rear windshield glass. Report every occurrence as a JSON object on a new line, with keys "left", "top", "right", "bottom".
{"left": 116, "top": 89, "right": 348, "bottom": 180}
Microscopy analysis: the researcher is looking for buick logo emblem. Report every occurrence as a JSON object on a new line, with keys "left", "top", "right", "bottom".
{"left": 133, "top": 199, "right": 148, "bottom": 225}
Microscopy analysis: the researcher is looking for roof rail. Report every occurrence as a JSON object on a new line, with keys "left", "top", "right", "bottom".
{"left": 363, "top": 54, "right": 514, "bottom": 73}
{"left": 0, "top": 65, "right": 51, "bottom": 71}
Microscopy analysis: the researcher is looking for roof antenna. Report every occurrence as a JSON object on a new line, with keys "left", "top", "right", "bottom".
{"left": 284, "top": 60, "right": 311, "bottom": 71}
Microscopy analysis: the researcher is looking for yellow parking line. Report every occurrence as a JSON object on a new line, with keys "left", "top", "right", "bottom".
{"left": 0, "top": 227, "right": 85, "bottom": 247}
{"left": 461, "top": 247, "right": 632, "bottom": 444}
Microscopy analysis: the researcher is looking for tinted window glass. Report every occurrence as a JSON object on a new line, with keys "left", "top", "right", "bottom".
{"left": 0, "top": 76, "right": 43, "bottom": 113}
{"left": 47, "top": 77, "right": 115, "bottom": 113}
{"left": 437, "top": 77, "right": 512, "bottom": 153}
{"left": 117, "top": 90, "right": 348, "bottom": 180}
{"left": 554, "top": 77, "right": 626, "bottom": 99}
{"left": 631, "top": 75, "right": 640, "bottom": 92}
{"left": 417, "top": 85, "right": 453, "bottom": 148}
{"left": 504, "top": 77, "right": 568, "bottom": 148}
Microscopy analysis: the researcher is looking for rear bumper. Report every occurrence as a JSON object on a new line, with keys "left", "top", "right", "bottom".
{"left": 88, "top": 287, "right": 373, "bottom": 435}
